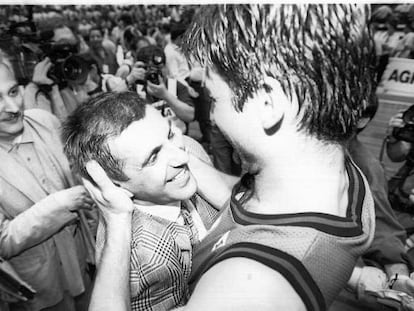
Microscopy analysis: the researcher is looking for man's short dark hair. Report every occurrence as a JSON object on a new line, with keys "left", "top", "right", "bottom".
{"left": 182, "top": 4, "right": 377, "bottom": 143}
{"left": 62, "top": 92, "right": 147, "bottom": 182}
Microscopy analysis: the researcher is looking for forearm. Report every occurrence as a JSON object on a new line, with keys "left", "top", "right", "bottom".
{"left": 23, "top": 82, "right": 40, "bottom": 110}
{"left": 164, "top": 93, "right": 195, "bottom": 122}
{"left": 89, "top": 214, "right": 132, "bottom": 311}
{"left": 0, "top": 198, "right": 76, "bottom": 258}
{"left": 48, "top": 85, "right": 68, "bottom": 121}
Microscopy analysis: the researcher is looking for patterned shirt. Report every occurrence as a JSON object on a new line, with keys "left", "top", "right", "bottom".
{"left": 95, "top": 136, "right": 219, "bottom": 310}
{"left": 95, "top": 194, "right": 218, "bottom": 311}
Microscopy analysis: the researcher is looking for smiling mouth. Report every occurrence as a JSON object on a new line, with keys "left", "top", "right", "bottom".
{"left": 167, "top": 166, "right": 189, "bottom": 183}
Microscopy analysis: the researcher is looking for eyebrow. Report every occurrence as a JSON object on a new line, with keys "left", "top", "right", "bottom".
{"left": 141, "top": 120, "right": 172, "bottom": 167}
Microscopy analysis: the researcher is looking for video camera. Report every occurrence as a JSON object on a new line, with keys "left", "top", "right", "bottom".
{"left": 1, "top": 20, "right": 88, "bottom": 87}
{"left": 39, "top": 41, "right": 89, "bottom": 86}
{"left": 392, "top": 105, "right": 414, "bottom": 143}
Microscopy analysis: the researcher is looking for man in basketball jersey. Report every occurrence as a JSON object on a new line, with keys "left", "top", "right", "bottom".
{"left": 86, "top": 4, "right": 377, "bottom": 311}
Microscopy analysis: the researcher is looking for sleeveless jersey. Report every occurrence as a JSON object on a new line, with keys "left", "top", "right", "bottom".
{"left": 189, "top": 157, "right": 375, "bottom": 311}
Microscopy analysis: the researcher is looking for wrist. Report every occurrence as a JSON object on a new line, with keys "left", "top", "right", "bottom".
{"left": 104, "top": 212, "right": 132, "bottom": 229}
{"left": 163, "top": 91, "right": 174, "bottom": 102}
{"left": 388, "top": 273, "right": 411, "bottom": 289}
{"left": 125, "top": 75, "right": 134, "bottom": 86}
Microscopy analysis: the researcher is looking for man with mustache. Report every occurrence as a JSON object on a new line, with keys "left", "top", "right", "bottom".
{"left": 86, "top": 4, "right": 376, "bottom": 311}
{"left": 0, "top": 49, "right": 94, "bottom": 311}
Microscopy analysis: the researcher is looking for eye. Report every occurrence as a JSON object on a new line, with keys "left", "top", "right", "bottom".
{"left": 9, "top": 86, "right": 19, "bottom": 97}
{"left": 147, "top": 152, "right": 159, "bottom": 166}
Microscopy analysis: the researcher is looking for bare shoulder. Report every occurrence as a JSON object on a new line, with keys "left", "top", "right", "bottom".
{"left": 186, "top": 257, "right": 307, "bottom": 311}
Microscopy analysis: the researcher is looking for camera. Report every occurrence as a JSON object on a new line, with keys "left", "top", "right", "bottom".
{"left": 145, "top": 67, "right": 161, "bottom": 85}
{"left": 392, "top": 105, "right": 414, "bottom": 143}
{"left": 40, "top": 42, "right": 89, "bottom": 86}
{"left": 0, "top": 21, "right": 88, "bottom": 86}
{"left": 135, "top": 51, "right": 164, "bottom": 86}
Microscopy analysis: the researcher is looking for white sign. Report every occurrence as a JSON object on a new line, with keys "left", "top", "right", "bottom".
{"left": 379, "top": 57, "right": 414, "bottom": 96}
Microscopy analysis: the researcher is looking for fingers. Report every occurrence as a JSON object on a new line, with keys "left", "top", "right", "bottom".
{"left": 134, "top": 61, "right": 146, "bottom": 68}
{"left": 85, "top": 160, "right": 115, "bottom": 193}
{"left": 82, "top": 177, "right": 104, "bottom": 204}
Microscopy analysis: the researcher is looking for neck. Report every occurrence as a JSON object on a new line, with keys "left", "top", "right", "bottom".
{"left": 132, "top": 198, "right": 181, "bottom": 207}
{"left": 246, "top": 135, "right": 348, "bottom": 216}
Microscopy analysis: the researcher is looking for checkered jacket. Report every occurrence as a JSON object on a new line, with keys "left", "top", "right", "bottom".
{"left": 95, "top": 136, "right": 219, "bottom": 310}
{"left": 129, "top": 195, "right": 218, "bottom": 310}
{"left": 95, "top": 194, "right": 218, "bottom": 311}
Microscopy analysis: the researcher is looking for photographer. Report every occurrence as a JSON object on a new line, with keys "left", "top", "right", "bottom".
{"left": 126, "top": 45, "right": 195, "bottom": 133}
{"left": 85, "top": 27, "right": 118, "bottom": 75}
{"left": 23, "top": 57, "right": 69, "bottom": 121}
{"left": 386, "top": 108, "right": 414, "bottom": 225}
{"left": 0, "top": 48, "right": 94, "bottom": 311}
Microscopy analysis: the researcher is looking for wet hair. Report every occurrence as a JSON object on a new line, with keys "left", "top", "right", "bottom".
{"left": 182, "top": 4, "right": 377, "bottom": 143}
{"left": 62, "top": 92, "right": 146, "bottom": 182}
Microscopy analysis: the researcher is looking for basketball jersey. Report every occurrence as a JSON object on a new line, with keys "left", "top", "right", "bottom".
{"left": 189, "top": 157, "right": 375, "bottom": 311}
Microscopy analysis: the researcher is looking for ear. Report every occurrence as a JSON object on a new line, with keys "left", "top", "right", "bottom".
{"left": 257, "top": 77, "right": 288, "bottom": 136}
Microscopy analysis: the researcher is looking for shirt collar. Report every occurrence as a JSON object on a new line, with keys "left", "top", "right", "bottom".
{"left": 133, "top": 200, "right": 182, "bottom": 223}
{"left": 0, "top": 127, "right": 34, "bottom": 152}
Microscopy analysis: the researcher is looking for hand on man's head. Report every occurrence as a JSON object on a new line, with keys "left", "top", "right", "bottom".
{"left": 83, "top": 161, "right": 134, "bottom": 224}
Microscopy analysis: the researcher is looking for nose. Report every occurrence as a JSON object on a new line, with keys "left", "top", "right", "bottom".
{"left": 166, "top": 141, "right": 189, "bottom": 167}
{"left": 4, "top": 96, "right": 21, "bottom": 113}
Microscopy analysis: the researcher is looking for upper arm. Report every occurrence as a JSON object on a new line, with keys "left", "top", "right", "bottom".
{"left": 185, "top": 258, "right": 306, "bottom": 311}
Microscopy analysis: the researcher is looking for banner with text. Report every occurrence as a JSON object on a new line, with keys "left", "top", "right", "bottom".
{"left": 379, "top": 57, "right": 414, "bottom": 97}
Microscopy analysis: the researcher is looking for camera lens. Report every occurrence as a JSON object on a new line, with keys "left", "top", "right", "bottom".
{"left": 61, "top": 55, "right": 88, "bottom": 84}
{"left": 146, "top": 70, "right": 159, "bottom": 85}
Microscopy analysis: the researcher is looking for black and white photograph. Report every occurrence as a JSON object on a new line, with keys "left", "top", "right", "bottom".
{"left": 1, "top": 3, "right": 414, "bottom": 311}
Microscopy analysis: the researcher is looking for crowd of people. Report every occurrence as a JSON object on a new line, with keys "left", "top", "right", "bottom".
{"left": 2, "top": 3, "right": 414, "bottom": 311}
{"left": 371, "top": 4, "right": 414, "bottom": 82}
